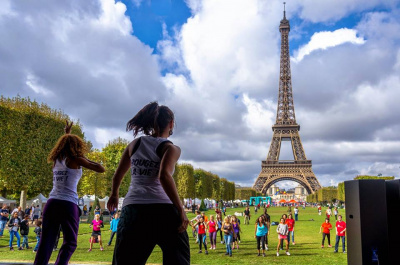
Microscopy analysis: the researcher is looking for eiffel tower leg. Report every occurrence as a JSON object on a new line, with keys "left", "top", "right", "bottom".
{"left": 291, "top": 131, "right": 306, "bottom": 160}
{"left": 267, "top": 132, "right": 282, "bottom": 161}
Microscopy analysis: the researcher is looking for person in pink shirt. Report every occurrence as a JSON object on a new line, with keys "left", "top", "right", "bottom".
{"left": 334, "top": 215, "right": 346, "bottom": 253}
{"left": 207, "top": 215, "right": 217, "bottom": 250}
{"left": 88, "top": 214, "right": 104, "bottom": 252}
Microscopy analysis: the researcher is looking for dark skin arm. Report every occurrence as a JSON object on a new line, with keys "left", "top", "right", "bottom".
{"left": 63, "top": 121, "right": 105, "bottom": 172}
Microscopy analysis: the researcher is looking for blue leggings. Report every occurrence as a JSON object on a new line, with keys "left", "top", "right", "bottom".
{"left": 9, "top": 230, "right": 21, "bottom": 248}
{"left": 224, "top": 234, "right": 232, "bottom": 255}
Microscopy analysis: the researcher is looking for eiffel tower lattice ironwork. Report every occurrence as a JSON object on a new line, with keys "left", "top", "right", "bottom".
{"left": 253, "top": 5, "right": 321, "bottom": 195}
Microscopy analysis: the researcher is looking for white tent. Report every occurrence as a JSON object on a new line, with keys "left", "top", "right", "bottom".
{"left": 0, "top": 196, "right": 17, "bottom": 208}
{"left": 27, "top": 193, "right": 48, "bottom": 209}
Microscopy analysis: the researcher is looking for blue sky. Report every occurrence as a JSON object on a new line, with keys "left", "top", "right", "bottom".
{"left": 1, "top": 0, "right": 400, "bottom": 190}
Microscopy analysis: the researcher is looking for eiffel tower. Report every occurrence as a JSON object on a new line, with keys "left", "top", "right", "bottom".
{"left": 253, "top": 4, "right": 321, "bottom": 195}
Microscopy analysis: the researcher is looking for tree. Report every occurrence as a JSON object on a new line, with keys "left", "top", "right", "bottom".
{"left": 78, "top": 150, "right": 107, "bottom": 198}
{"left": 337, "top": 182, "right": 345, "bottom": 202}
{"left": 175, "top": 164, "right": 195, "bottom": 202}
{"left": 0, "top": 96, "right": 88, "bottom": 209}
{"left": 354, "top": 175, "right": 395, "bottom": 180}
{"left": 101, "top": 137, "right": 131, "bottom": 197}
{"left": 212, "top": 174, "right": 221, "bottom": 201}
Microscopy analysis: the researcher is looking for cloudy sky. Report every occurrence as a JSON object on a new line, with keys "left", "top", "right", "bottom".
{"left": 1, "top": 0, "right": 400, "bottom": 190}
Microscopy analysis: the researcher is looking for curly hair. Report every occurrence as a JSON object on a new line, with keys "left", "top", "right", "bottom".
{"left": 47, "top": 134, "right": 88, "bottom": 163}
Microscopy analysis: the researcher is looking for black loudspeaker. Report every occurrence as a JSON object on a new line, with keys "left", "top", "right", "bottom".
{"left": 345, "top": 180, "right": 389, "bottom": 265}
{"left": 386, "top": 180, "right": 400, "bottom": 263}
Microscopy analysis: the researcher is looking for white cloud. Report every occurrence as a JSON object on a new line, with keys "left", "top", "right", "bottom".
{"left": 2, "top": 0, "right": 400, "bottom": 189}
{"left": 293, "top": 28, "right": 365, "bottom": 62}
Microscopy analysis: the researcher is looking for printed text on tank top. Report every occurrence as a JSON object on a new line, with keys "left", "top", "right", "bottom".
{"left": 122, "top": 136, "right": 173, "bottom": 206}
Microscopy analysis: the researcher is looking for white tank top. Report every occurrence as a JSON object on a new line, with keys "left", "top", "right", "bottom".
{"left": 49, "top": 159, "right": 83, "bottom": 205}
{"left": 122, "top": 136, "right": 173, "bottom": 207}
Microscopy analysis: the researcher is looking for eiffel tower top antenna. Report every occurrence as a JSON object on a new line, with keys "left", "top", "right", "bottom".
{"left": 283, "top": 2, "right": 286, "bottom": 19}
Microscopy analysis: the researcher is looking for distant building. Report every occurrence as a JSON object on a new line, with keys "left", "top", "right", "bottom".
{"left": 267, "top": 184, "right": 308, "bottom": 202}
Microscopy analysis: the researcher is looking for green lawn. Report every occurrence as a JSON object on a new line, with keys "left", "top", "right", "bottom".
{"left": 0, "top": 206, "right": 347, "bottom": 264}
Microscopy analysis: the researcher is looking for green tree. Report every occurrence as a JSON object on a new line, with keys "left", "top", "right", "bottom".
{"left": 354, "top": 175, "right": 395, "bottom": 180}
{"left": 337, "top": 182, "right": 345, "bottom": 202}
{"left": 78, "top": 150, "right": 107, "bottom": 198}
{"left": 102, "top": 137, "right": 131, "bottom": 197}
{"left": 0, "top": 96, "right": 88, "bottom": 209}
{"left": 212, "top": 174, "right": 221, "bottom": 201}
{"left": 176, "top": 164, "right": 195, "bottom": 202}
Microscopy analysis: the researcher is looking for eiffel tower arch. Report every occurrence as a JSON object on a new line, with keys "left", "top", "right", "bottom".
{"left": 253, "top": 5, "right": 321, "bottom": 195}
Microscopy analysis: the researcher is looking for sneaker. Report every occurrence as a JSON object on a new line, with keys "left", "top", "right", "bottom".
{"left": 26, "top": 246, "right": 32, "bottom": 249}
{"left": 276, "top": 252, "right": 279, "bottom": 256}
{"left": 286, "top": 251, "right": 290, "bottom": 256}
{"left": 100, "top": 247, "right": 104, "bottom": 251}
{"left": 18, "top": 247, "right": 23, "bottom": 251}
{"left": 263, "top": 253, "right": 266, "bottom": 257}
{"left": 205, "top": 250, "right": 208, "bottom": 255}
{"left": 239, "top": 240, "right": 241, "bottom": 243}
{"left": 321, "top": 245, "right": 324, "bottom": 248}
{"left": 33, "top": 250, "right": 37, "bottom": 253}
{"left": 225, "top": 252, "right": 229, "bottom": 255}
{"left": 213, "top": 246, "right": 216, "bottom": 250}
{"left": 328, "top": 245, "right": 332, "bottom": 248}
{"left": 107, "top": 244, "right": 111, "bottom": 246}
{"left": 210, "top": 246, "right": 213, "bottom": 249}
{"left": 88, "top": 249, "right": 92, "bottom": 252}
{"left": 10, "top": 247, "right": 14, "bottom": 251}
{"left": 229, "top": 253, "right": 232, "bottom": 257}
{"left": 292, "top": 242, "right": 295, "bottom": 245}
{"left": 221, "top": 241, "right": 223, "bottom": 244}
{"left": 257, "top": 253, "right": 260, "bottom": 256}
{"left": 198, "top": 250, "right": 202, "bottom": 253}
{"left": 343, "top": 251, "right": 346, "bottom": 254}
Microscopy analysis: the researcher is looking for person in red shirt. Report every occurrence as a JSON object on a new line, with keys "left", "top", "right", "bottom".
{"left": 320, "top": 218, "right": 332, "bottom": 248}
{"left": 334, "top": 215, "right": 346, "bottom": 253}
{"left": 286, "top": 214, "right": 295, "bottom": 245}
{"left": 191, "top": 217, "right": 208, "bottom": 255}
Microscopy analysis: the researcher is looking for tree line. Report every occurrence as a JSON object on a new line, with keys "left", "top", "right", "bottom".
{"left": 306, "top": 175, "right": 395, "bottom": 203}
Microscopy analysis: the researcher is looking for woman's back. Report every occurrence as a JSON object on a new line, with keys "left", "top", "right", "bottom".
{"left": 122, "top": 136, "right": 172, "bottom": 207}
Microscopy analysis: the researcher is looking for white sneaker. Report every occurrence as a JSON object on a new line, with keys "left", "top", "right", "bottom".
{"left": 286, "top": 251, "right": 290, "bottom": 256}
{"left": 277, "top": 252, "right": 279, "bottom": 256}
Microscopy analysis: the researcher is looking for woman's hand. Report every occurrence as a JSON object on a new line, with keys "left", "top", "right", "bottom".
{"left": 65, "top": 120, "right": 73, "bottom": 134}
{"left": 178, "top": 211, "right": 189, "bottom": 233}
{"left": 107, "top": 194, "right": 119, "bottom": 213}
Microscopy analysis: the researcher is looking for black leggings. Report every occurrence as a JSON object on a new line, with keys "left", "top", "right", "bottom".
{"left": 217, "top": 228, "right": 223, "bottom": 241}
{"left": 322, "top": 233, "right": 331, "bottom": 245}
{"left": 237, "top": 232, "right": 241, "bottom": 241}
{"left": 198, "top": 234, "right": 207, "bottom": 250}
{"left": 256, "top": 236, "right": 265, "bottom": 250}
{"left": 264, "top": 234, "right": 268, "bottom": 245}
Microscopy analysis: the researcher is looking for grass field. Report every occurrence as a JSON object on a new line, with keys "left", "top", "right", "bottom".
{"left": 0, "top": 206, "right": 347, "bottom": 264}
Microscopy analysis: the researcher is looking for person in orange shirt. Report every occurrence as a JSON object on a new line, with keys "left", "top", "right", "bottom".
{"left": 320, "top": 218, "right": 332, "bottom": 248}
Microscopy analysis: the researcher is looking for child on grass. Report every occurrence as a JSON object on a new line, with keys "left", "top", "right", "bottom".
{"left": 88, "top": 214, "right": 104, "bottom": 252}
{"left": 276, "top": 217, "right": 290, "bottom": 256}
{"left": 20, "top": 214, "right": 31, "bottom": 249}
{"left": 108, "top": 212, "right": 119, "bottom": 246}
{"left": 33, "top": 220, "right": 42, "bottom": 253}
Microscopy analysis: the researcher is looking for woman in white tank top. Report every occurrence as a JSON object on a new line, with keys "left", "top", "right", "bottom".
{"left": 34, "top": 121, "right": 105, "bottom": 265}
{"left": 107, "top": 102, "right": 190, "bottom": 265}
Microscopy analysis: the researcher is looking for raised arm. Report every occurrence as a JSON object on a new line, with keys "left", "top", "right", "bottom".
{"left": 75, "top": 157, "right": 105, "bottom": 173}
